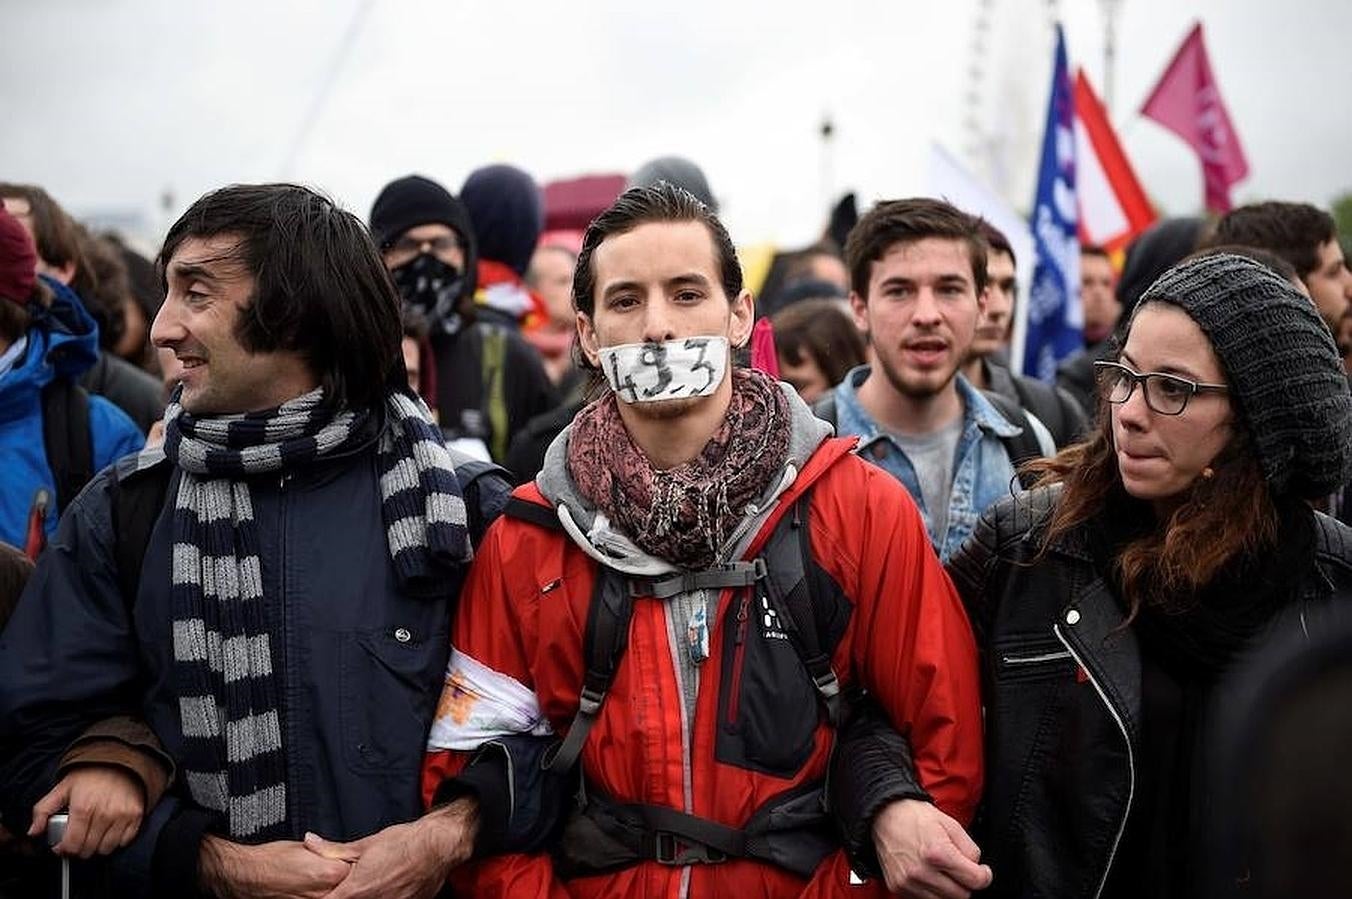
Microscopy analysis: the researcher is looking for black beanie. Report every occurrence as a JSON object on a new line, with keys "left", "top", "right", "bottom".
{"left": 369, "top": 175, "right": 476, "bottom": 254}
{"left": 1136, "top": 253, "right": 1352, "bottom": 499}
{"left": 1116, "top": 216, "right": 1206, "bottom": 318}
{"left": 460, "top": 164, "right": 543, "bottom": 277}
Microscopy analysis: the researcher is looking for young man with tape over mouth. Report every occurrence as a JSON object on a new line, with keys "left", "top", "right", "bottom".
{"left": 421, "top": 183, "right": 989, "bottom": 898}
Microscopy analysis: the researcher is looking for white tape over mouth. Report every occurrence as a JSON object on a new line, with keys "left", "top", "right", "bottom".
{"left": 600, "top": 336, "right": 729, "bottom": 404}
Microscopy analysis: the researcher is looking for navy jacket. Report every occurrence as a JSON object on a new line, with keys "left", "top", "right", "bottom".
{"left": 0, "top": 432, "right": 509, "bottom": 895}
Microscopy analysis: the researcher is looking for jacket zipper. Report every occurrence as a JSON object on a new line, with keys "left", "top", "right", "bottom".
{"left": 659, "top": 595, "right": 696, "bottom": 899}
{"left": 1053, "top": 623, "right": 1133, "bottom": 899}
{"left": 1001, "top": 649, "right": 1072, "bottom": 666}
{"left": 725, "top": 588, "right": 751, "bottom": 725}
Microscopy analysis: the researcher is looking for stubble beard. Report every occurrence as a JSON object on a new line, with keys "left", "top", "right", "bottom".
{"left": 874, "top": 349, "right": 958, "bottom": 401}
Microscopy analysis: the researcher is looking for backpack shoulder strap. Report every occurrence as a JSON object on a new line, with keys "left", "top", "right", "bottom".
{"left": 537, "top": 490, "right": 846, "bottom": 773}
{"left": 760, "top": 488, "right": 845, "bottom": 725}
{"left": 41, "top": 378, "right": 93, "bottom": 513}
{"left": 544, "top": 567, "right": 635, "bottom": 773}
{"left": 979, "top": 389, "right": 1043, "bottom": 489}
{"left": 448, "top": 451, "right": 511, "bottom": 546}
{"left": 501, "top": 489, "right": 614, "bottom": 773}
{"left": 110, "top": 455, "right": 174, "bottom": 613}
{"left": 480, "top": 326, "right": 509, "bottom": 461}
{"left": 811, "top": 392, "right": 838, "bottom": 430}
{"left": 504, "top": 495, "right": 564, "bottom": 531}
{"left": 1007, "top": 376, "right": 1038, "bottom": 421}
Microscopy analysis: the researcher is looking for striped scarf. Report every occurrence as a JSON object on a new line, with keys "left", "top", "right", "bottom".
{"left": 155, "top": 386, "right": 470, "bottom": 839}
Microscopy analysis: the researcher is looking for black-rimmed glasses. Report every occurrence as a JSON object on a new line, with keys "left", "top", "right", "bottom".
{"left": 1092, "top": 361, "right": 1229, "bottom": 416}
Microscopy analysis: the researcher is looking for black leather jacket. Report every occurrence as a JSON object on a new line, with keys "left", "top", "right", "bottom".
{"left": 831, "top": 485, "right": 1352, "bottom": 897}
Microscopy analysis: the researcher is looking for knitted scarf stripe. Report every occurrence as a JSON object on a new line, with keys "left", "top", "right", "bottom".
{"left": 381, "top": 391, "right": 472, "bottom": 590}
{"left": 156, "top": 386, "right": 470, "bottom": 839}
{"left": 171, "top": 476, "right": 287, "bottom": 839}
{"left": 168, "top": 413, "right": 358, "bottom": 477}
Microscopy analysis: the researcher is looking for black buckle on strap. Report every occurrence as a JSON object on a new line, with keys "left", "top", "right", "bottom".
{"left": 653, "top": 832, "right": 728, "bottom": 866}
{"left": 632, "top": 558, "right": 769, "bottom": 599}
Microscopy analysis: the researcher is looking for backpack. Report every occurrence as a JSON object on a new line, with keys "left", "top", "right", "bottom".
{"left": 40, "top": 378, "right": 94, "bottom": 514}
{"left": 812, "top": 387, "right": 1044, "bottom": 488}
{"left": 437, "top": 323, "right": 510, "bottom": 463}
{"left": 479, "top": 325, "right": 509, "bottom": 462}
{"left": 501, "top": 488, "right": 855, "bottom": 879}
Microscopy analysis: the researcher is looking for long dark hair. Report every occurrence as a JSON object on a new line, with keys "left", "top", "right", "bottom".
{"left": 1025, "top": 373, "right": 1280, "bottom": 621}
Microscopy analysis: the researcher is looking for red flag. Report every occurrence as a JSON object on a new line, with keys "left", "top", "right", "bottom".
{"left": 1075, "top": 69, "right": 1156, "bottom": 253}
{"left": 1140, "top": 22, "right": 1250, "bottom": 213}
{"left": 750, "top": 317, "right": 780, "bottom": 378}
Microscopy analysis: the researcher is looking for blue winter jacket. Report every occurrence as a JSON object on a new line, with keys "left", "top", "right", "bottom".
{"left": 0, "top": 429, "right": 510, "bottom": 895}
{"left": 0, "top": 276, "right": 144, "bottom": 548}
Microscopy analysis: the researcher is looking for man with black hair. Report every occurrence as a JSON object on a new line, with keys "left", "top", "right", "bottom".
{"left": 0, "top": 183, "right": 511, "bottom": 898}
{"left": 423, "top": 184, "right": 986, "bottom": 897}
{"left": 1211, "top": 200, "right": 1352, "bottom": 335}
{"left": 370, "top": 173, "right": 556, "bottom": 466}
{"left": 960, "top": 222, "right": 1088, "bottom": 447}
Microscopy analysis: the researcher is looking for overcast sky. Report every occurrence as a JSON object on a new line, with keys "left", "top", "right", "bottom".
{"left": 4, "top": 0, "right": 1347, "bottom": 250}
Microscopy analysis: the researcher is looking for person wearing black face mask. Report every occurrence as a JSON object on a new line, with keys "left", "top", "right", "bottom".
{"left": 390, "top": 237, "right": 468, "bottom": 335}
{"left": 371, "top": 175, "right": 557, "bottom": 467}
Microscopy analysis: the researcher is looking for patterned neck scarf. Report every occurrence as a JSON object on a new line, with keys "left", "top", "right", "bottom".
{"left": 568, "top": 368, "right": 791, "bottom": 571}
{"left": 157, "top": 386, "right": 470, "bottom": 839}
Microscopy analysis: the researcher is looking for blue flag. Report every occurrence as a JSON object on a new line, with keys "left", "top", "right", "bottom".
{"left": 1023, "top": 25, "right": 1082, "bottom": 381}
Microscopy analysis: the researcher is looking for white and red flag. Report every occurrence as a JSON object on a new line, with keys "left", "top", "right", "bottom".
{"left": 1074, "top": 70, "right": 1156, "bottom": 254}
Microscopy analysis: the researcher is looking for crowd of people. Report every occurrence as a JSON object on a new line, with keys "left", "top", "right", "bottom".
{"left": 0, "top": 152, "right": 1350, "bottom": 899}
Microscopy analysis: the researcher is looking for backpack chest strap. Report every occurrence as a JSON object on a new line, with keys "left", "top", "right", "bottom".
{"left": 543, "top": 560, "right": 769, "bottom": 774}
{"left": 630, "top": 558, "right": 767, "bottom": 599}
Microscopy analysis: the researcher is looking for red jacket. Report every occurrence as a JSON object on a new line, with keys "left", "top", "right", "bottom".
{"left": 424, "top": 436, "right": 983, "bottom": 898}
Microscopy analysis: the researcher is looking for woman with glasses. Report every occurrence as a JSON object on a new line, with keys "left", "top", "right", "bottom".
{"left": 830, "top": 253, "right": 1352, "bottom": 898}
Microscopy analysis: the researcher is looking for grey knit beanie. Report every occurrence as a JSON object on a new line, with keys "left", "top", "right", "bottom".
{"left": 1135, "top": 253, "right": 1352, "bottom": 499}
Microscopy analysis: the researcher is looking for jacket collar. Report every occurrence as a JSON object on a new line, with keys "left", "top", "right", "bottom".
{"left": 836, "top": 365, "right": 1022, "bottom": 445}
{"left": 1007, "top": 484, "right": 1098, "bottom": 563}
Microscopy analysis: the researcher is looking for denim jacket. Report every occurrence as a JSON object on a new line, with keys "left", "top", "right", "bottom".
{"left": 831, "top": 365, "right": 1033, "bottom": 560}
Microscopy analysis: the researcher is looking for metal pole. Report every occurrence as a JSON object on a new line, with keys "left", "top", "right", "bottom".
{"left": 820, "top": 115, "right": 835, "bottom": 220}
{"left": 1101, "top": 0, "right": 1123, "bottom": 115}
{"left": 279, "top": 0, "right": 376, "bottom": 179}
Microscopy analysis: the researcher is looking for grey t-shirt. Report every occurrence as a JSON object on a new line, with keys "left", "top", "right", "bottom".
{"left": 890, "top": 416, "right": 964, "bottom": 542}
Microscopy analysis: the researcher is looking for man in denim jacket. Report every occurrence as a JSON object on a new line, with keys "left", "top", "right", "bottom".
{"left": 827, "top": 198, "right": 1053, "bottom": 560}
